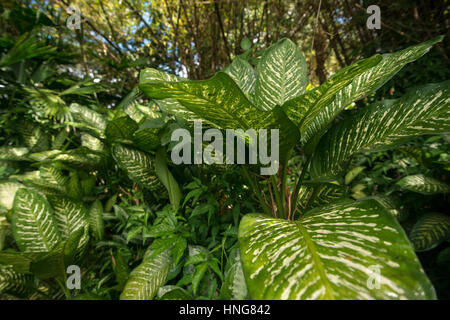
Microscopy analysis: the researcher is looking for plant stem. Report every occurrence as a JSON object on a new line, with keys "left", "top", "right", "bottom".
{"left": 304, "top": 186, "right": 319, "bottom": 213}
{"left": 280, "top": 163, "right": 288, "bottom": 218}
{"left": 242, "top": 167, "right": 272, "bottom": 217}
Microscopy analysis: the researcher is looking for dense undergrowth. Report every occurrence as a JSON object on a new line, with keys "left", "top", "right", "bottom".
{"left": 0, "top": 3, "right": 449, "bottom": 300}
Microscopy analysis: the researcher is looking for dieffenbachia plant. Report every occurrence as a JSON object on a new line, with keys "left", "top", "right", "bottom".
{"left": 138, "top": 36, "right": 449, "bottom": 299}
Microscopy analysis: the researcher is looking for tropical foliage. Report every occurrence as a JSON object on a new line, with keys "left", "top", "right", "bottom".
{"left": 1, "top": 1, "right": 449, "bottom": 301}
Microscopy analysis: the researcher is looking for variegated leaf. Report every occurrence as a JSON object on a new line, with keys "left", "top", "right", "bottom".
{"left": 368, "top": 195, "right": 408, "bottom": 222}
{"left": 155, "top": 98, "right": 199, "bottom": 122}
{"left": 81, "top": 133, "right": 104, "bottom": 152}
{"left": 139, "top": 69, "right": 198, "bottom": 121}
{"left": 120, "top": 249, "right": 172, "bottom": 300}
{"left": 30, "top": 227, "right": 87, "bottom": 279}
{"left": 140, "top": 67, "right": 182, "bottom": 83}
{"left": 112, "top": 144, "right": 163, "bottom": 191}
{"left": 296, "top": 183, "right": 347, "bottom": 213}
{"left": 11, "top": 188, "right": 61, "bottom": 252}
{"left": 0, "top": 147, "right": 29, "bottom": 161}
{"left": 119, "top": 86, "right": 146, "bottom": 122}
{"left": 311, "top": 81, "right": 450, "bottom": 179}
{"left": 39, "top": 164, "right": 68, "bottom": 191}
{"left": 52, "top": 128, "right": 69, "bottom": 150}
{"left": 410, "top": 213, "right": 450, "bottom": 252}
{"left": 105, "top": 115, "right": 139, "bottom": 142}
{"left": 239, "top": 199, "right": 435, "bottom": 299}
{"left": 69, "top": 103, "right": 107, "bottom": 137}
{"left": 52, "top": 147, "right": 104, "bottom": 170}
{"left": 345, "top": 166, "right": 365, "bottom": 185}
{"left": 28, "top": 150, "right": 61, "bottom": 162}
{"left": 88, "top": 200, "right": 104, "bottom": 240}
{"left": 19, "top": 121, "right": 49, "bottom": 153}
{"left": 220, "top": 248, "right": 249, "bottom": 300}
{"left": 282, "top": 55, "right": 381, "bottom": 145}
{"left": 133, "top": 128, "right": 161, "bottom": 151}
{"left": 396, "top": 174, "right": 450, "bottom": 195}
{"left": 157, "top": 285, "right": 193, "bottom": 300}
{"left": 139, "top": 69, "right": 300, "bottom": 162}
{"left": 283, "top": 36, "right": 443, "bottom": 154}
{"left": 255, "top": 39, "right": 307, "bottom": 111}
{"left": 47, "top": 196, "right": 89, "bottom": 241}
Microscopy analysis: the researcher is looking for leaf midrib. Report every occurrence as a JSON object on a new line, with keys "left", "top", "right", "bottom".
{"left": 294, "top": 220, "right": 335, "bottom": 299}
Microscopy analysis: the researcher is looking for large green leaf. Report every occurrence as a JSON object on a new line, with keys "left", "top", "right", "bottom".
{"left": 239, "top": 199, "right": 435, "bottom": 299}
{"left": 311, "top": 81, "right": 450, "bottom": 179}
{"left": 255, "top": 39, "right": 307, "bottom": 111}
{"left": 39, "top": 164, "right": 68, "bottom": 192}
{"left": 410, "top": 213, "right": 450, "bottom": 252}
{"left": 12, "top": 188, "right": 61, "bottom": 252}
{"left": 18, "top": 164, "right": 67, "bottom": 196}
{"left": 139, "top": 69, "right": 300, "bottom": 163}
{"left": 30, "top": 227, "right": 87, "bottom": 279}
{"left": 133, "top": 128, "right": 161, "bottom": 151}
{"left": 112, "top": 144, "right": 162, "bottom": 191}
{"left": 139, "top": 69, "right": 197, "bottom": 121}
{"left": 155, "top": 98, "right": 199, "bottom": 122}
{"left": 113, "top": 248, "right": 131, "bottom": 290}
{"left": 139, "top": 69, "right": 273, "bottom": 129}
{"left": 283, "top": 36, "right": 443, "bottom": 154}
{"left": 120, "top": 249, "right": 172, "bottom": 300}
{"left": 396, "top": 174, "right": 450, "bottom": 195}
